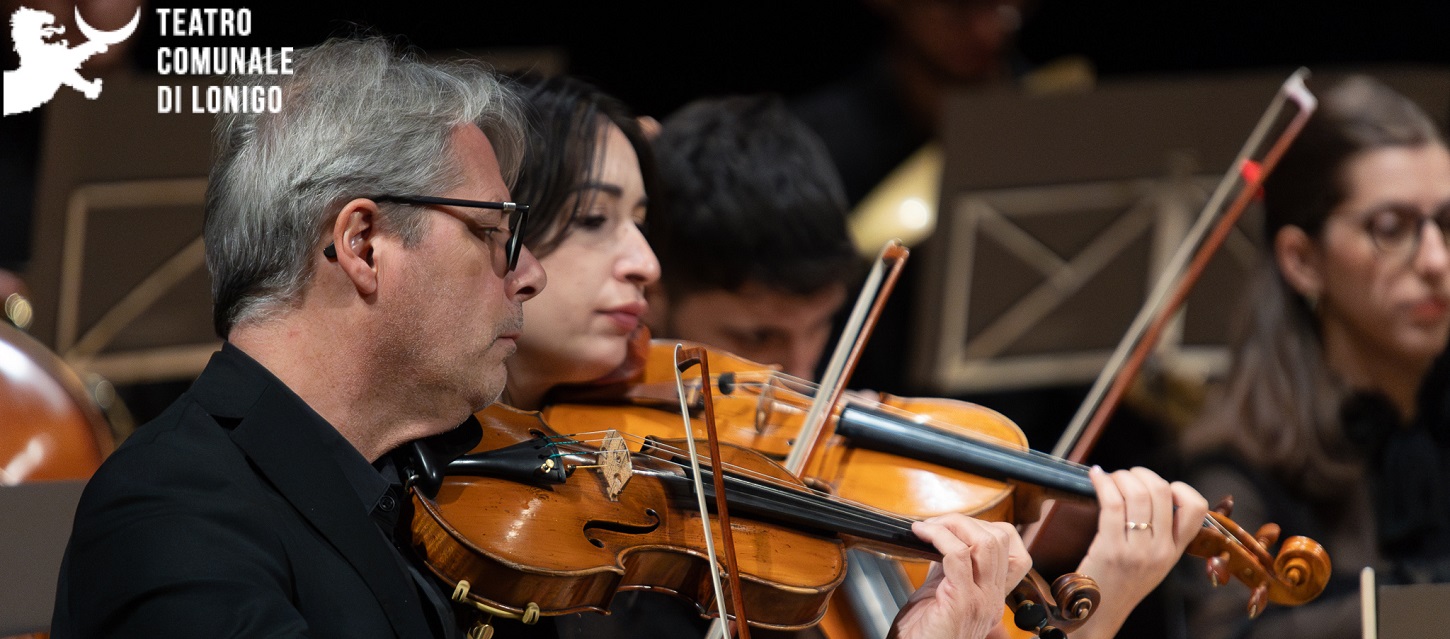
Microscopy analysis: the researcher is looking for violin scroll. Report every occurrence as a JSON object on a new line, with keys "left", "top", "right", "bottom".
{"left": 1008, "top": 570, "right": 1100, "bottom": 638}
{"left": 1188, "top": 508, "right": 1331, "bottom": 616}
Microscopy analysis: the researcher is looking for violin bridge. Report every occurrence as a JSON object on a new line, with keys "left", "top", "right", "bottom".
{"left": 598, "top": 429, "right": 633, "bottom": 501}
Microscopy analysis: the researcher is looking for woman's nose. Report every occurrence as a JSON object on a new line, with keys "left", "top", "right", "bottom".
{"left": 618, "top": 225, "right": 661, "bottom": 286}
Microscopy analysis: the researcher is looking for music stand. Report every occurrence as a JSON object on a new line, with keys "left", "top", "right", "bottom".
{"left": 24, "top": 49, "right": 567, "bottom": 387}
{"left": 912, "top": 67, "right": 1450, "bottom": 394}
{"left": 1360, "top": 566, "right": 1450, "bottom": 638}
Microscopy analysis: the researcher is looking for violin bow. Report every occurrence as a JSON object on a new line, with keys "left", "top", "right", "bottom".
{"left": 1050, "top": 68, "right": 1318, "bottom": 462}
{"left": 782, "top": 240, "right": 910, "bottom": 475}
{"left": 673, "top": 344, "right": 752, "bottom": 639}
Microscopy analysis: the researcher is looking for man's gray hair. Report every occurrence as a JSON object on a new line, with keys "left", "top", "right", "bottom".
{"left": 204, "top": 37, "right": 526, "bottom": 337}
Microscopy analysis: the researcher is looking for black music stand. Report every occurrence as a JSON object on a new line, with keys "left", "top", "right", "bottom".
{"left": 912, "top": 67, "right": 1450, "bottom": 395}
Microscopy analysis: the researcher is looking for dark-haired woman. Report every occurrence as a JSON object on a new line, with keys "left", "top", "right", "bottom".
{"left": 1182, "top": 75, "right": 1450, "bottom": 639}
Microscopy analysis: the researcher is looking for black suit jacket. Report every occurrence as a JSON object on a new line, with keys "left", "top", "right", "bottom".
{"left": 52, "top": 344, "right": 440, "bottom": 639}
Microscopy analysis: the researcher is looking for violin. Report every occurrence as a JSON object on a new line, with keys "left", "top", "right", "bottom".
{"left": 549, "top": 336, "right": 1029, "bottom": 524}
{"left": 515, "top": 69, "right": 1328, "bottom": 637}
{"left": 409, "top": 400, "right": 1102, "bottom": 637}
{"left": 413, "top": 403, "right": 858, "bottom": 630}
{"left": 407, "top": 340, "right": 1330, "bottom": 637}
{"left": 410, "top": 71, "right": 1326, "bottom": 636}
{"left": 552, "top": 339, "right": 1330, "bottom": 608}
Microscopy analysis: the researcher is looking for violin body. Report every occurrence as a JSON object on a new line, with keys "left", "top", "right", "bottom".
{"left": 534, "top": 338, "right": 1332, "bottom": 629}
{"left": 550, "top": 339, "right": 1032, "bottom": 526}
{"left": 410, "top": 403, "right": 850, "bottom": 630}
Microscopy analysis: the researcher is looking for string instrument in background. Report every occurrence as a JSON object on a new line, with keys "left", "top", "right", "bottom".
{"left": 1, "top": 320, "right": 116, "bottom": 639}
{"left": 0, "top": 320, "right": 114, "bottom": 485}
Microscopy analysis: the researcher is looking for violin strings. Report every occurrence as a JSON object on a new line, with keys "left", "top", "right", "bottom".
{"left": 674, "top": 370, "right": 1246, "bottom": 529}
{"left": 548, "top": 432, "right": 816, "bottom": 502}
{"left": 669, "top": 368, "right": 1068, "bottom": 473}
{"left": 551, "top": 430, "right": 1228, "bottom": 541}
{"left": 546, "top": 431, "right": 923, "bottom": 536}
{"left": 615, "top": 450, "right": 923, "bottom": 542}
{"left": 544, "top": 431, "right": 803, "bottom": 494}
{"left": 814, "top": 398, "right": 1264, "bottom": 547}
{"left": 1201, "top": 514, "right": 1254, "bottom": 556}
{"left": 550, "top": 430, "right": 894, "bottom": 515}
{"left": 542, "top": 431, "right": 1254, "bottom": 559}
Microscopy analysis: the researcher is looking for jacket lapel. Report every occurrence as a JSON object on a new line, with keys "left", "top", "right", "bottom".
{"left": 195, "top": 347, "right": 436, "bottom": 639}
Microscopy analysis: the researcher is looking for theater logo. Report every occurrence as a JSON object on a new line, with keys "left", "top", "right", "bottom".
{"left": 3, "top": 5, "right": 140, "bottom": 116}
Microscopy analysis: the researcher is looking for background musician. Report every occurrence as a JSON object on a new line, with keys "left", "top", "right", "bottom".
{"left": 1181, "top": 75, "right": 1450, "bottom": 639}
{"left": 645, "top": 94, "right": 858, "bottom": 382}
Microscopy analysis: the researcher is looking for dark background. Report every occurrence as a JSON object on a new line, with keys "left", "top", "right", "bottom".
{"left": 6, "top": 0, "right": 1450, "bottom": 267}
{"left": 128, "top": 0, "right": 1450, "bottom": 118}
{"left": 3, "top": 0, "right": 1448, "bottom": 451}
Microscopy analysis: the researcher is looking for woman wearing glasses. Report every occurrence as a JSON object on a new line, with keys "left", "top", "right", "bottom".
{"left": 1182, "top": 75, "right": 1450, "bottom": 639}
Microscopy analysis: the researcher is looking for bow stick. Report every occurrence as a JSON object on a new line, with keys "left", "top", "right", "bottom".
{"left": 1027, "top": 69, "right": 1318, "bottom": 555}
{"left": 783, "top": 240, "right": 910, "bottom": 474}
{"left": 1052, "top": 68, "right": 1318, "bottom": 461}
{"left": 675, "top": 344, "right": 752, "bottom": 638}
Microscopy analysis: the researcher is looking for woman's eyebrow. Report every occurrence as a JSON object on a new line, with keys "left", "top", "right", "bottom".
{"left": 573, "top": 182, "right": 623, "bottom": 197}
{"left": 574, "top": 182, "right": 647, "bottom": 209}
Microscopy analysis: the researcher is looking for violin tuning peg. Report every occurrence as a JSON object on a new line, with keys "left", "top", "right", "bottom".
{"left": 1038, "top": 627, "right": 1068, "bottom": 639}
{"left": 1012, "top": 600, "right": 1047, "bottom": 632}
{"left": 1253, "top": 523, "right": 1281, "bottom": 549}
{"left": 1247, "top": 585, "right": 1269, "bottom": 619}
{"left": 1213, "top": 495, "right": 1235, "bottom": 517}
{"left": 1205, "top": 555, "right": 1229, "bottom": 588}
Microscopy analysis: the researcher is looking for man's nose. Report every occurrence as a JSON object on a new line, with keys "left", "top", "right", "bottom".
{"left": 509, "top": 245, "right": 547, "bottom": 301}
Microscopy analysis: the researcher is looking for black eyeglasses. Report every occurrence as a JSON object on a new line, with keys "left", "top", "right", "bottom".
{"left": 1362, "top": 203, "right": 1450, "bottom": 263}
{"left": 324, "top": 195, "right": 530, "bottom": 272}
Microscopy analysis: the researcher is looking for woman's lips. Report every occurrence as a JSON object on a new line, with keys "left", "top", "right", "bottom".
{"left": 600, "top": 302, "right": 646, "bottom": 333}
{"left": 601, "top": 310, "right": 641, "bottom": 333}
{"left": 1410, "top": 297, "right": 1449, "bottom": 324}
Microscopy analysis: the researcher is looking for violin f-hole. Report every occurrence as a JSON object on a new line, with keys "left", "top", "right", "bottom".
{"left": 583, "top": 509, "right": 662, "bottom": 548}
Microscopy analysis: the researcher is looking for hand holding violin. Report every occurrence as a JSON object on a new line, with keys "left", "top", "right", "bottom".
{"left": 1068, "top": 466, "right": 1211, "bottom": 639}
{"left": 888, "top": 516, "right": 1031, "bottom": 639}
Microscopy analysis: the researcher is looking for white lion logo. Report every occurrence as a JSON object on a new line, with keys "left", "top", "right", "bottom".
{"left": 3, "top": 6, "right": 140, "bottom": 116}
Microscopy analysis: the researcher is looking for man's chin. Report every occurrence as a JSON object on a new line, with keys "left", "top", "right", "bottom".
{"left": 469, "top": 371, "right": 508, "bottom": 411}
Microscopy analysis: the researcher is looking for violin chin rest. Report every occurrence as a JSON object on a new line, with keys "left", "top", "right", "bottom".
{"left": 446, "top": 436, "right": 569, "bottom": 486}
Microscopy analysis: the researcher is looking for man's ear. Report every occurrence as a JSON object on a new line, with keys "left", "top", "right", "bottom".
{"left": 1274, "top": 225, "right": 1323, "bottom": 300}
{"left": 331, "top": 199, "right": 381, "bottom": 296}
